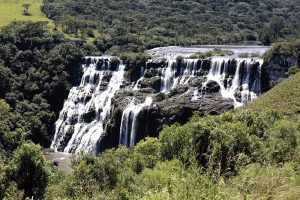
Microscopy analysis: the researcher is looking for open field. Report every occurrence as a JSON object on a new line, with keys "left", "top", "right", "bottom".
{"left": 0, "top": 0, "right": 53, "bottom": 28}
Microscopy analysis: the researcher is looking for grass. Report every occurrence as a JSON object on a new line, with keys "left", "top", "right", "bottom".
{"left": 224, "top": 163, "right": 300, "bottom": 200}
{"left": 189, "top": 48, "right": 234, "bottom": 59}
{"left": 0, "top": 0, "right": 53, "bottom": 28}
{"left": 245, "top": 72, "right": 300, "bottom": 114}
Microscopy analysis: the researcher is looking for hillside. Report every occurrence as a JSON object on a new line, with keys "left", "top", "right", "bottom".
{"left": 42, "top": 0, "right": 300, "bottom": 53}
{"left": 0, "top": 0, "right": 53, "bottom": 27}
{"left": 246, "top": 72, "right": 300, "bottom": 114}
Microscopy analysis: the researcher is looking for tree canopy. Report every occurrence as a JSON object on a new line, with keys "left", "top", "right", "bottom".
{"left": 42, "top": 0, "right": 300, "bottom": 52}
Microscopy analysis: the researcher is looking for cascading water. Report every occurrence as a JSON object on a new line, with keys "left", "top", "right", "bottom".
{"left": 198, "top": 57, "right": 263, "bottom": 107}
{"left": 119, "top": 97, "right": 153, "bottom": 147}
{"left": 133, "top": 66, "right": 146, "bottom": 90}
{"left": 51, "top": 57, "right": 125, "bottom": 153}
{"left": 161, "top": 59, "right": 176, "bottom": 92}
{"left": 52, "top": 52, "right": 264, "bottom": 154}
{"left": 161, "top": 59, "right": 201, "bottom": 92}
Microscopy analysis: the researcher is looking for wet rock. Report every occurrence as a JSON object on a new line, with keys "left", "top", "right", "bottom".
{"left": 99, "top": 106, "right": 123, "bottom": 152}
{"left": 201, "top": 59, "right": 211, "bottom": 71}
{"left": 109, "top": 58, "right": 120, "bottom": 71}
{"left": 205, "top": 80, "right": 221, "bottom": 93}
{"left": 140, "top": 77, "right": 161, "bottom": 92}
{"left": 169, "top": 85, "right": 189, "bottom": 96}
{"left": 53, "top": 161, "right": 59, "bottom": 166}
{"left": 102, "top": 71, "right": 113, "bottom": 82}
{"left": 262, "top": 55, "right": 299, "bottom": 91}
{"left": 144, "top": 68, "right": 158, "bottom": 78}
{"left": 146, "top": 60, "right": 167, "bottom": 69}
{"left": 57, "top": 125, "right": 75, "bottom": 151}
{"left": 190, "top": 77, "right": 206, "bottom": 87}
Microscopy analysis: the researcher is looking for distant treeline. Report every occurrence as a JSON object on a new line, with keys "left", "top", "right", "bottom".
{"left": 42, "top": 0, "right": 300, "bottom": 53}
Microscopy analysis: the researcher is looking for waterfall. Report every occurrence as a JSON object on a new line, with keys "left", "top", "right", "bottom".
{"left": 161, "top": 59, "right": 176, "bottom": 92}
{"left": 133, "top": 66, "right": 146, "bottom": 91}
{"left": 161, "top": 59, "right": 200, "bottom": 92}
{"left": 52, "top": 54, "right": 264, "bottom": 153}
{"left": 179, "top": 59, "right": 199, "bottom": 84}
{"left": 51, "top": 57, "right": 125, "bottom": 153}
{"left": 197, "top": 57, "right": 263, "bottom": 107}
{"left": 119, "top": 97, "right": 153, "bottom": 147}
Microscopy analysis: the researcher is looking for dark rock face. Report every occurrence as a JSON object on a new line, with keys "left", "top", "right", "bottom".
{"left": 58, "top": 126, "right": 74, "bottom": 152}
{"left": 95, "top": 58, "right": 259, "bottom": 151}
{"left": 262, "top": 56, "right": 299, "bottom": 91}
{"left": 102, "top": 85, "right": 234, "bottom": 151}
{"left": 205, "top": 81, "right": 221, "bottom": 93}
{"left": 139, "top": 77, "right": 161, "bottom": 92}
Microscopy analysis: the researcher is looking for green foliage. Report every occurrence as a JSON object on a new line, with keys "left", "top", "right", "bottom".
{"left": 0, "top": 0, "right": 53, "bottom": 28}
{"left": 0, "top": 21, "right": 83, "bottom": 146}
{"left": 239, "top": 52, "right": 261, "bottom": 58}
{"left": 189, "top": 48, "right": 234, "bottom": 59}
{"left": 42, "top": 0, "right": 300, "bottom": 53}
{"left": 288, "top": 66, "right": 300, "bottom": 76}
{"left": 45, "top": 108, "right": 300, "bottom": 199}
{"left": 264, "top": 40, "right": 300, "bottom": 61}
{"left": 7, "top": 143, "right": 50, "bottom": 199}
{"left": 246, "top": 71, "right": 300, "bottom": 114}
{"left": 263, "top": 119, "right": 300, "bottom": 163}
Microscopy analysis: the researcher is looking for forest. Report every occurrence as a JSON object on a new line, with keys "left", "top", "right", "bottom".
{"left": 42, "top": 0, "right": 300, "bottom": 53}
{"left": 0, "top": 0, "right": 299, "bottom": 199}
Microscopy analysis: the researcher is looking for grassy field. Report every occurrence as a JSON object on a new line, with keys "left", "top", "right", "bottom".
{"left": 0, "top": 0, "right": 53, "bottom": 28}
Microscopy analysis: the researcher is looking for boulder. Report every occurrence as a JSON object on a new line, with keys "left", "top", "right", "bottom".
{"left": 205, "top": 80, "right": 221, "bottom": 93}
{"left": 140, "top": 77, "right": 161, "bottom": 92}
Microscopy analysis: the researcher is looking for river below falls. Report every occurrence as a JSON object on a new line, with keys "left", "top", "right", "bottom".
{"left": 44, "top": 150, "right": 73, "bottom": 173}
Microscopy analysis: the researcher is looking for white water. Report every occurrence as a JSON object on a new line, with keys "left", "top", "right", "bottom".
{"left": 148, "top": 45, "right": 271, "bottom": 59}
{"left": 161, "top": 59, "right": 176, "bottom": 92}
{"left": 119, "top": 97, "right": 153, "bottom": 147}
{"left": 161, "top": 59, "right": 200, "bottom": 92}
{"left": 157, "top": 57, "right": 263, "bottom": 107}
{"left": 51, "top": 57, "right": 125, "bottom": 153}
{"left": 196, "top": 57, "right": 263, "bottom": 107}
{"left": 53, "top": 55, "right": 264, "bottom": 153}
{"left": 133, "top": 66, "right": 146, "bottom": 90}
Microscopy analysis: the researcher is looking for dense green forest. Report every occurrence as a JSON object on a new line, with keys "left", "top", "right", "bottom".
{"left": 0, "top": 21, "right": 84, "bottom": 147}
{"left": 0, "top": 0, "right": 300, "bottom": 199}
{"left": 42, "top": 0, "right": 300, "bottom": 53}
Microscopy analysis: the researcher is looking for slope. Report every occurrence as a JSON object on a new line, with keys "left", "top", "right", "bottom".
{"left": 246, "top": 72, "right": 300, "bottom": 114}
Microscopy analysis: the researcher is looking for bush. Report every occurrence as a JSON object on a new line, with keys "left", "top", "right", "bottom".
{"left": 288, "top": 66, "right": 300, "bottom": 76}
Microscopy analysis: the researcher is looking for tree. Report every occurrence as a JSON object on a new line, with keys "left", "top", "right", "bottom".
{"left": 270, "top": 16, "right": 285, "bottom": 39}
{"left": 8, "top": 143, "right": 50, "bottom": 199}
{"left": 259, "top": 27, "right": 273, "bottom": 45}
{"left": 22, "top": 4, "right": 31, "bottom": 15}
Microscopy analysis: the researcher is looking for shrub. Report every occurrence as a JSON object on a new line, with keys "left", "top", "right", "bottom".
{"left": 288, "top": 66, "right": 300, "bottom": 76}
